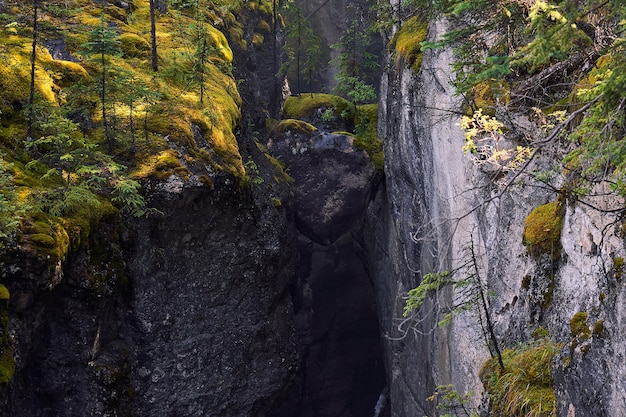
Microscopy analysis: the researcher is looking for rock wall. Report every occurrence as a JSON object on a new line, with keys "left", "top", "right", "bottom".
{"left": 373, "top": 16, "right": 626, "bottom": 417}
{"left": 0, "top": 169, "right": 301, "bottom": 417}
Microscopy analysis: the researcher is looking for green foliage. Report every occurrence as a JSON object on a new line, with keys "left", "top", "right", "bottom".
{"left": 335, "top": 74, "right": 377, "bottom": 106}
{"left": 331, "top": 8, "right": 378, "bottom": 104}
{"left": 404, "top": 271, "right": 450, "bottom": 319}
{"left": 418, "top": 0, "right": 626, "bottom": 201}
{"left": 78, "top": 15, "right": 123, "bottom": 61}
{"left": 244, "top": 156, "right": 264, "bottom": 186}
{"left": 0, "top": 156, "right": 23, "bottom": 242}
{"left": 281, "top": 2, "right": 323, "bottom": 93}
{"left": 480, "top": 340, "right": 561, "bottom": 417}
{"left": 112, "top": 179, "right": 146, "bottom": 217}
{"left": 426, "top": 384, "right": 479, "bottom": 417}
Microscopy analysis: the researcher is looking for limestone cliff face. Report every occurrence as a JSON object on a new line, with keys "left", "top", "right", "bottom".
{"left": 374, "top": 17, "right": 626, "bottom": 417}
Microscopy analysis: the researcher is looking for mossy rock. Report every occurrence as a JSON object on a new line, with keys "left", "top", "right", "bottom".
{"left": 132, "top": 149, "right": 190, "bottom": 181}
{"left": 354, "top": 104, "right": 384, "bottom": 170}
{"left": 274, "top": 119, "right": 316, "bottom": 135}
{"left": 523, "top": 201, "right": 564, "bottom": 259}
{"left": 44, "top": 59, "right": 89, "bottom": 87}
{"left": 23, "top": 214, "right": 71, "bottom": 261}
{"left": 283, "top": 93, "right": 353, "bottom": 120}
{"left": 119, "top": 33, "right": 151, "bottom": 59}
{"left": 570, "top": 311, "right": 591, "bottom": 340}
{"left": 391, "top": 15, "right": 428, "bottom": 73}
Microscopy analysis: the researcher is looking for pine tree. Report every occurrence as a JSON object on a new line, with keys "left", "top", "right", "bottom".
{"left": 283, "top": 2, "right": 322, "bottom": 93}
{"left": 331, "top": 6, "right": 378, "bottom": 105}
{"left": 78, "top": 15, "right": 123, "bottom": 154}
{"left": 27, "top": 0, "right": 40, "bottom": 142}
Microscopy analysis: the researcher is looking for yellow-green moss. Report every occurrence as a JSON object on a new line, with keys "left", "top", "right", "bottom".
{"left": 274, "top": 119, "right": 316, "bottom": 135}
{"left": 132, "top": 149, "right": 189, "bottom": 181}
{"left": 523, "top": 201, "right": 564, "bottom": 259}
{"left": 119, "top": 33, "right": 151, "bottom": 59}
{"left": 480, "top": 340, "right": 561, "bottom": 417}
{"left": 23, "top": 214, "right": 71, "bottom": 261}
{"left": 255, "top": 20, "right": 271, "bottom": 33}
{"left": 354, "top": 103, "right": 384, "bottom": 169}
{"left": 252, "top": 32, "right": 264, "bottom": 48}
{"left": 0, "top": 284, "right": 13, "bottom": 384}
{"left": 283, "top": 93, "right": 353, "bottom": 120}
{"left": 391, "top": 15, "right": 428, "bottom": 73}
{"left": 43, "top": 59, "right": 89, "bottom": 87}
{"left": 470, "top": 80, "right": 510, "bottom": 115}
{"left": 613, "top": 257, "right": 624, "bottom": 281}
{"left": 593, "top": 319, "right": 605, "bottom": 338}
{"left": 570, "top": 312, "right": 591, "bottom": 340}
{"left": 229, "top": 26, "right": 247, "bottom": 50}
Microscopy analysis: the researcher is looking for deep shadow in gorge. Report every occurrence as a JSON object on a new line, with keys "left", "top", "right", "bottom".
{"left": 269, "top": 232, "right": 388, "bottom": 417}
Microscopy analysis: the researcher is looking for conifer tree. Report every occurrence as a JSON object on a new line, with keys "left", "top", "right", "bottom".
{"left": 78, "top": 15, "right": 123, "bottom": 154}
{"left": 283, "top": 2, "right": 322, "bottom": 93}
{"left": 331, "top": 5, "right": 378, "bottom": 105}
{"left": 27, "top": 0, "right": 40, "bottom": 142}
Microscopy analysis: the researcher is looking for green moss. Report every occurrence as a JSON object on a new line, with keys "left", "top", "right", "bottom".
{"left": 119, "top": 33, "right": 151, "bottom": 59}
{"left": 480, "top": 340, "right": 561, "bottom": 417}
{"left": 0, "top": 285, "right": 13, "bottom": 384}
{"left": 532, "top": 327, "right": 551, "bottom": 340}
{"left": 542, "top": 273, "right": 555, "bottom": 309}
{"left": 354, "top": 103, "right": 384, "bottom": 170}
{"left": 252, "top": 32, "right": 264, "bottom": 48}
{"left": 256, "top": 20, "right": 271, "bottom": 33}
{"left": 43, "top": 59, "right": 88, "bottom": 88}
{"left": 132, "top": 149, "right": 189, "bottom": 181}
{"left": 0, "top": 347, "right": 14, "bottom": 385}
{"left": 391, "top": 15, "right": 428, "bottom": 73}
{"left": 523, "top": 201, "right": 565, "bottom": 259}
{"left": 274, "top": 119, "right": 316, "bottom": 135}
{"left": 271, "top": 197, "right": 282, "bottom": 208}
{"left": 22, "top": 214, "right": 71, "bottom": 261}
{"left": 592, "top": 320, "right": 605, "bottom": 338}
{"left": 613, "top": 257, "right": 624, "bottom": 281}
{"left": 570, "top": 311, "right": 591, "bottom": 340}
{"left": 283, "top": 93, "right": 353, "bottom": 120}
{"left": 469, "top": 81, "right": 510, "bottom": 114}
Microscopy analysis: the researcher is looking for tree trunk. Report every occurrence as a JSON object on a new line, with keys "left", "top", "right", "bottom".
{"left": 101, "top": 49, "right": 113, "bottom": 153}
{"left": 27, "top": 1, "right": 38, "bottom": 142}
{"left": 149, "top": 0, "right": 158, "bottom": 72}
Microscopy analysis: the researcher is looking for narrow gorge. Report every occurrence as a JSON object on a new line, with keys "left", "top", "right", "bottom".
{"left": 1, "top": 0, "right": 626, "bottom": 416}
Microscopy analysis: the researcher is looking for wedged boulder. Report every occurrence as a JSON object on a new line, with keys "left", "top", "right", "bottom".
{"left": 268, "top": 125, "right": 376, "bottom": 245}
